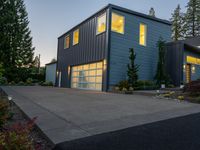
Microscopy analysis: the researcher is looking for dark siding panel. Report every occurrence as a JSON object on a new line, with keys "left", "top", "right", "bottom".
{"left": 165, "top": 42, "right": 184, "bottom": 86}
{"left": 57, "top": 10, "right": 108, "bottom": 88}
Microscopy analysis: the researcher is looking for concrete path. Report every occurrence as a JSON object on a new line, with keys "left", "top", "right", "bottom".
{"left": 1, "top": 86, "right": 200, "bottom": 146}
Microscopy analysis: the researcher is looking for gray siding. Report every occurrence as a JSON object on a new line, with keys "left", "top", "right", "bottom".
{"left": 56, "top": 9, "right": 108, "bottom": 88}
{"left": 109, "top": 9, "right": 171, "bottom": 87}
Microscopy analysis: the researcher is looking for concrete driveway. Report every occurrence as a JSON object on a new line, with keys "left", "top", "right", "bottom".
{"left": 2, "top": 86, "right": 200, "bottom": 147}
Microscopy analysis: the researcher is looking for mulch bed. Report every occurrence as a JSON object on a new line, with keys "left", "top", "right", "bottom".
{"left": 3, "top": 100, "right": 54, "bottom": 150}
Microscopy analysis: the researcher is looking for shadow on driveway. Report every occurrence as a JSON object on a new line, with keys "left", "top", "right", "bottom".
{"left": 54, "top": 113, "right": 200, "bottom": 150}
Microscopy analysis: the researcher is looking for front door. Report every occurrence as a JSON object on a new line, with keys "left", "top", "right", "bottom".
{"left": 186, "top": 64, "right": 191, "bottom": 83}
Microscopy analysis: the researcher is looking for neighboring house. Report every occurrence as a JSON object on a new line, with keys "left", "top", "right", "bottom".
{"left": 166, "top": 37, "right": 200, "bottom": 86}
{"left": 56, "top": 4, "right": 171, "bottom": 91}
{"left": 45, "top": 62, "right": 57, "bottom": 85}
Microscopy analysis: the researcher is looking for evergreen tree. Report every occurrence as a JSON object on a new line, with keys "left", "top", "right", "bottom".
{"left": 184, "top": 0, "right": 200, "bottom": 37}
{"left": 171, "top": 4, "right": 185, "bottom": 41}
{"left": 0, "top": 0, "right": 34, "bottom": 81}
{"left": 154, "top": 37, "right": 168, "bottom": 86}
{"left": 127, "top": 48, "right": 139, "bottom": 88}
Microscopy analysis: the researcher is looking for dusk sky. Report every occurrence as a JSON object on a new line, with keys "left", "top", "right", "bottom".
{"left": 24, "top": 0, "right": 188, "bottom": 66}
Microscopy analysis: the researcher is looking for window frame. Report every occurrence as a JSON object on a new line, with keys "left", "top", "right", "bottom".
{"left": 64, "top": 35, "right": 70, "bottom": 49}
{"left": 96, "top": 12, "right": 107, "bottom": 35}
{"left": 139, "top": 23, "right": 147, "bottom": 46}
{"left": 111, "top": 12, "right": 125, "bottom": 34}
{"left": 73, "top": 29, "right": 79, "bottom": 46}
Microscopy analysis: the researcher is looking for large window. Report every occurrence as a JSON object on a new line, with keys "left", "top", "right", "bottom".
{"left": 111, "top": 13, "right": 125, "bottom": 34}
{"left": 64, "top": 35, "right": 70, "bottom": 49}
{"left": 139, "top": 23, "right": 147, "bottom": 46}
{"left": 73, "top": 29, "right": 79, "bottom": 45}
{"left": 71, "top": 61, "right": 103, "bottom": 91}
{"left": 97, "top": 13, "right": 106, "bottom": 34}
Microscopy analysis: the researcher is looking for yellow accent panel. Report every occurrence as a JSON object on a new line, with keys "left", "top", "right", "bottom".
{"left": 187, "top": 56, "right": 200, "bottom": 65}
{"left": 111, "top": 13, "right": 125, "bottom": 34}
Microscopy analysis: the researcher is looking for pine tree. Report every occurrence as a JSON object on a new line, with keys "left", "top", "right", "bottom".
{"left": 171, "top": 4, "right": 185, "bottom": 41}
{"left": 0, "top": 0, "right": 34, "bottom": 81}
{"left": 154, "top": 37, "right": 167, "bottom": 86}
{"left": 184, "top": 0, "right": 200, "bottom": 37}
{"left": 127, "top": 48, "right": 139, "bottom": 88}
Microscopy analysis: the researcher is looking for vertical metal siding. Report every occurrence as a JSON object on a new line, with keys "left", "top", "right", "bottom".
{"left": 57, "top": 10, "right": 108, "bottom": 88}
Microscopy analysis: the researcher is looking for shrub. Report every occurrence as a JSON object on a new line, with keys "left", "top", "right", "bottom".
{"left": 135, "top": 80, "right": 158, "bottom": 90}
{"left": 0, "top": 118, "right": 37, "bottom": 150}
{"left": 0, "top": 99, "right": 10, "bottom": 128}
{"left": 117, "top": 80, "right": 130, "bottom": 91}
{"left": 178, "top": 96, "right": 184, "bottom": 100}
{"left": 167, "top": 84, "right": 175, "bottom": 88}
{"left": 184, "top": 79, "right": 200, "bottom": 96}
{"left": 17, "top": 81, "right": 25, "bottom": 86}
{"left": 0, "top": 77, "right": 7, "bottom": 85}
{"left": 26, "top": 78, "right": 33, "bottom": 85}
{"left": 41, "top": 81, "right": 53, "bottom": 86}
{"left": 9, "top": 81, "right": 16, "bottom": 85}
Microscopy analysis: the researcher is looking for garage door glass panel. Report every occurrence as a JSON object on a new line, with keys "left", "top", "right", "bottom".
{"left": 71, "top": 61, "right": 103, "bottom": 91}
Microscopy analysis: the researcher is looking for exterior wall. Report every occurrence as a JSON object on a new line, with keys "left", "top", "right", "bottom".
{"left": 165, "top": 42, "right": 184, "bottom": 86}
{"left": 183, "top": 50, "right": 200, "bottom": 82}
{"left": 56, "top": 8, "right": 109, "bottom": 90}
{"left": 45, "top": 63, "right": 57, "bottom": 85}
{"left": 108, "top": 9, "right": 171, "bottom": 88}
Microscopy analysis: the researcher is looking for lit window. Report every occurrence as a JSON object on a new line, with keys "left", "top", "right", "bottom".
{"left": 111, "top": 13, "right": 125, "bottom": 34}
{"left": 64, "top": 35, "right": 70, "bottom": 49}
{"left": 73, "top": 29, "right": 79, "bottom": 45}
{"left": 97, "top": 13, "right": 106, "bottom": 34}
{"left": 139, "top": 23, "right": 147, "bottom": 46}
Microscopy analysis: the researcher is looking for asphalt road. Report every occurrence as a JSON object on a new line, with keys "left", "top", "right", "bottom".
{"left": 55, "top": 112, "right": 200, "bottom": 150}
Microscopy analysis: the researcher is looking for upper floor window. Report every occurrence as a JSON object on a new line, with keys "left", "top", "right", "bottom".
{"left": 97, "top": 13, "right": 106, "bottom": 34}
{"left": 139, "top": 23, "right": 147, "bottom": 46}
{"left": 73, "top": 29, "right": 79, "bottom": 45}
{"left": 111, "top": 13, "right": 125, "bottom": 34}
{"left": 64, "top": 35, "right": 70, "bottom": 49}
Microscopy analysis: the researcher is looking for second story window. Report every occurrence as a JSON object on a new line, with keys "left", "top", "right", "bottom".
{"left": 139, "top": 23, "right": 147, "bottom": 46}
{"left": 97, "top": 13, "right": 106, "bottom": 34}
{"left": 73, "top": 29, "right": 79, "bottom": 45}
{"left": 64, "top": 35, "right": 70, "bottom": 49}
{"left": 111, "top": 12, "right": 125, "bottom": 34}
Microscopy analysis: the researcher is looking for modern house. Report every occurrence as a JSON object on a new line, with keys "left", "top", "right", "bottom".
{"left": 166, "top": 37, "right": 200, "bottom": 86}
{"left": 56, "top": 4, "right": 172, "bottom": 91}
{"left": 45, "top": 61, "right": 57, "bottom": 85}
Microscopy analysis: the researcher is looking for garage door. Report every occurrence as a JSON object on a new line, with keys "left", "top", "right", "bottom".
{"left": 71, "top": 61, "right": 103, "bottom": 91}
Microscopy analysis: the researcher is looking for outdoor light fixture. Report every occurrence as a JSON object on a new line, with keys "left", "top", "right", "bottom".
{"left": 183, "top": 64, "right": 186, "bottom": 71}
{"left": 8, "top": 96, "right": 12, "bottom": 101}
{"left": 103, "top": 59, "right": 107, "bottom": 71}
{"left": 68, "top": 66, "right": 71, "bottom": 76}
{"left": 192, "top": 66, "right": 195, "bottom": 73}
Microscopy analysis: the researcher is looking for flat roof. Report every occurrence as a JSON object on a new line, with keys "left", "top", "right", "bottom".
{"left": 58, "top": 4, "right": 171, "bottom": 39}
